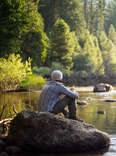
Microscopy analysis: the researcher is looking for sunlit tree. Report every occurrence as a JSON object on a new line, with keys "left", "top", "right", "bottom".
{"left": 38, "top": 0, "right": 86, "bottom": 33}
{"left": 50, "top": 19, "right": 75, "bottom": 70}
{"left": 0, "top": 0, "right": 45, "bottom": 58}
{"left": 108, "top": 24, "right": 116, "bottom": 45}
{"left": 99, "top": 31, "right": 116, "bottom": 76}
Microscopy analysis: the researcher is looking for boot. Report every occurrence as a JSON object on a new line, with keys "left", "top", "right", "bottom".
{"left": 62, "top": 109, "right": 69, "bottom": 118}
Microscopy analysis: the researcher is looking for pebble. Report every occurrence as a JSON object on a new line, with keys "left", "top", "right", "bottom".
{"left": 97, "top": 110, "right": 105, "bottom": 114}
{"left": 77, "top": 100, "right": 88, "bottom": 105}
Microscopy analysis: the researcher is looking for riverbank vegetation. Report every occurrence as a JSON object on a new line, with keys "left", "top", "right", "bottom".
{"left": 1, "top": 0, "right": 116, "bottom": 88}
{"left": 0, "top": 53, "right": 46, "bottom": 91}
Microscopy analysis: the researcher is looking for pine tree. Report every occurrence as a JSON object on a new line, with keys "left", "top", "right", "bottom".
{"left": 95, "top": 0, "right": 106, "bottom": 36}
{"left": 82, "top": 0, "right": 106, "bottom": 36}
{"left": 99, "top": 31, "right": 116, "bottom": 76}
{"left": 0, "top": 0, "right": 44, "bottom": 58}
{"left": 108, "top": 24, "right": 116, "bottom": 45}
{"left": 50, "top": 19, "right": 75, "bottom": 70}
{"left": 74, "top": 29, "right": 104, "bottom": 74}
{"left": 21, "top": 30, "right": 48, "bottom": 66}
{"left": 105, "top": 0, "right": 116, "bottom": 32}
{"left": 38, "top": 0, "right": 86, "bottom": 33}
{"left": 20, "top": 0, "right": 48, "bottom": 66}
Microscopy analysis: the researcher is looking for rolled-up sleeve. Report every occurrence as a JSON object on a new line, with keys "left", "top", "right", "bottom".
{"left": 59, "top": 84, "right": 78, "bottom": 99}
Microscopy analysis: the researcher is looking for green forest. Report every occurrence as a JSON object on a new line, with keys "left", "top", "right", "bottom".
{"left": 1, "top": 0, "right": 116, "bottom": 90}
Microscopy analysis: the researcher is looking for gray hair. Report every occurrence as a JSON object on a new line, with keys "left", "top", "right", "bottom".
{"left": 51, "top": 70, "right": 63, "bottom": 80}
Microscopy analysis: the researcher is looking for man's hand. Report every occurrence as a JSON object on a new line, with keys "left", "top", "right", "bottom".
{"left": 70, "top": 87, "right": 75, "bottom": 92}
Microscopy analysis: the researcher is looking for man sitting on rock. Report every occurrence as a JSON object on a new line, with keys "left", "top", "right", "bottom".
{"left": 38, "top": 70, "right": 81, "bottom": 120}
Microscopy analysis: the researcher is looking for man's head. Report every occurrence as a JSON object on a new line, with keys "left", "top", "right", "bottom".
{"left": 51, "top": 70, "right": 63, "bottom": 81}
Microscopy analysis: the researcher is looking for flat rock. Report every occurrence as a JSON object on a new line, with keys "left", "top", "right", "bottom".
{"left": 8, "top": 110, "right": 110, "bottom": 153}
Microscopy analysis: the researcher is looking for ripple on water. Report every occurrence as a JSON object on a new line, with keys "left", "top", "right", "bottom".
{"left": 111, "top": 106, "right": 116, "bottom": 108}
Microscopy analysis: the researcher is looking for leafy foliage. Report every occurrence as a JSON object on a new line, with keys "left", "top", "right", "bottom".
{"left": 108, "top": 24, "right": 116, "bottom": 45}
{"left": 105, "top": 0, "right": 116, "bottom": 32}
{"left": 83, "top": 0, "right": 106, "bottom": 36}
{"left": 19, "top": 74, "right": 46, "bottom": 90}
{"left": 99, "top": 31, "right": 116, "bottom": 76}
{"left": 1, "top": 0, "right": 116, "bottom": 84}
{"left": 0, "top": 0, "right": 45, "bottom": 58}
{"left": 0, "top": 53, "right": 32, "bottom": 91}
{"left": 50, "top": 19, "right": 75, "bottom": 70}
{"left": 32, "top": 66, "right": 51, "bottom": 77}
{"left": 21, "top": 30, "right": 48, "bottom": 66}
{"left": 38, "top": 0, "right": 86, "bottom": 33}
{"left": 74, "top": 29, "right": 104, "bottom": 75}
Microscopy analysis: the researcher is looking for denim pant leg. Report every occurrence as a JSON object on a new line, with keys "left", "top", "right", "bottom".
{"left": 67, "top": 97, "right": 77, "bottom": 119}
{"left": 51, "top": 96, "right": 77, "bottom": 119}
{"left": 51, "top": 97, "right": 68, "bottom": 117}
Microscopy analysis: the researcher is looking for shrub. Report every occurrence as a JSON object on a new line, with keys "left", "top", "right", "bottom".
{"left": 0, "top": 53, "right": 32, "bottom": 91}
{"left": 51, "top": 62, "right": 71, "bottom": 75}
{"left": 32, "top": 66, "right": 51, "bottom": 77}
{"left": 51, "top": 62, "right": 64, "bottom": 71}
{"left": 19, "top": 74, "right": 46, "bottom": 90}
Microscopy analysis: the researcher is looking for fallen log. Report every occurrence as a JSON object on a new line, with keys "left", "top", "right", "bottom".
{"left": 0, "top": 118, "right": 13, "bottom": 125}
{"left": 0, "top": 118, "right": 13, "bottom": 135}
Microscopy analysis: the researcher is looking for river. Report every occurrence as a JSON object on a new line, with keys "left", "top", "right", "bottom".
{"left": 0, "top": 86, "right": 116, "bottom": 156}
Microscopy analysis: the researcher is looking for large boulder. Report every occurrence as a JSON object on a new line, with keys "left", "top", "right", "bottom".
{"left": 93, "top": 83, "right": 113, "bottom": 92}
{"left": 8, "top": 110, "right": 110, "bottom": 153}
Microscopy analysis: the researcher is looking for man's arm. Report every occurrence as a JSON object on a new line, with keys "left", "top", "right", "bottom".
{"left": 59, "top": 83, "right": 78, "bottom": 99}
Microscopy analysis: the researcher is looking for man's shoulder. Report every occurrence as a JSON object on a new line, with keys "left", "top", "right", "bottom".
{"left": 46, "top": 80, "right": 65, "bottom": 88}
{"left": 47, "top": 80, "right": 62, "bottom": 85}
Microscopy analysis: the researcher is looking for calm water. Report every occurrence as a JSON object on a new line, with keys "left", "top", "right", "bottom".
{"left": 1, "top": 86, "right": 116, "bottom": 156}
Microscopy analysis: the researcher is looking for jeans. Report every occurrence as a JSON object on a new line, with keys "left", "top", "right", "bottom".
{"left": 50, "top": 96, "right": 77, "bottom": 120}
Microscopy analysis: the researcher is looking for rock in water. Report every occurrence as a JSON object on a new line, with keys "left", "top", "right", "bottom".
{"left": 93, "top": 83, "right": 113, "bottom": 92}
{"left": 8, "top": 110, "right": 110, "bottom": 153}
{"left": 77, "top": 100, "right": 88, "bottom": 106}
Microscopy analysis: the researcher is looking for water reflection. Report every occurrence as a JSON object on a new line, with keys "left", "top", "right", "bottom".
{"left": 1, "top": 88, "right": 116, "bottom": 155}
{"left": 0, "top": 92, "right": 39, "bottom": 119}
{"left": 78, "top": 91, "right": 116, "bottom": 134}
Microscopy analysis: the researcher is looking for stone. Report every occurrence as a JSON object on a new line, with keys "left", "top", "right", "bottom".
{"left": 93, "top": 83, "right": 113, "bottom": 92}
{"left": 77, "top": 100, "right": 88, "bottom": 106}
{"left": 104, "top": 99, "right": 116, "bottom": 102}
{"left": 97, "top": 110, "right": 105, "bottom": 114}
{"left": 8, "top": 110, "right": 110, "bottom": 153}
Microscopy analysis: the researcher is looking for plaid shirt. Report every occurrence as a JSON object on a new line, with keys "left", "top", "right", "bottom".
{"left": 38, "top": 80, "right": 78, "bottom": 112}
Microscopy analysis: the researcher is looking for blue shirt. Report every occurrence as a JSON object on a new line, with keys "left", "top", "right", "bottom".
{"left": 38, "top": 80, "right": 78, "bottom": 112}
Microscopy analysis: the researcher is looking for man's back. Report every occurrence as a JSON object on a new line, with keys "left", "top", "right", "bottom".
{"left": 38, "top": 80, "right": 78, "bottom": 112}
{"left": 38, "top": 81, "right": 61, "bottom": 112}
